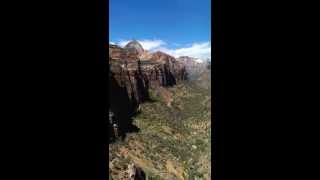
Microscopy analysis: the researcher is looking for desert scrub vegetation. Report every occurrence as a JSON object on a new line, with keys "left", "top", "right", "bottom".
{"left": 109, "top": 82, "right": 211, "bottom": 180}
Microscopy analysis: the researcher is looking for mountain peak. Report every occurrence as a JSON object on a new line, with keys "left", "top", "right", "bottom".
{"left": 124, "top": 40, "right": 144, "bottom": 55}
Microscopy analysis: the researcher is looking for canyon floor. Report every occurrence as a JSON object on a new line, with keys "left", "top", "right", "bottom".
{"left": 109, "top": 76, "right": 211, "bottom": 180}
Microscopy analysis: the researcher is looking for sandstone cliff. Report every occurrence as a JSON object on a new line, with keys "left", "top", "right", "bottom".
{"left": 109, "top": 41, "right": 187, "bottom": 106}
{"left": 108, "top": 41, "right": 188, "bottom": 139}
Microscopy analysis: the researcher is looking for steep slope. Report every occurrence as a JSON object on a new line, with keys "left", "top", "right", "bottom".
{"left": 108, "top": 41, "right": 211, "bottom": 180}
{"left": 109, "top": 81, "right": 211, "bottom": 180}
{"left": 108, "top": 42, "right": 188, "bottom": 140}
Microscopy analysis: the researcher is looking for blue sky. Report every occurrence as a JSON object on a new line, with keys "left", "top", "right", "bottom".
{"left": 109, "top": 0, "right": 211, "bottom": 60}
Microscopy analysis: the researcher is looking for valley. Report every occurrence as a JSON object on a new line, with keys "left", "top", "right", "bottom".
{"left": 108, "top": 41, "right": 211, "bottom": 180}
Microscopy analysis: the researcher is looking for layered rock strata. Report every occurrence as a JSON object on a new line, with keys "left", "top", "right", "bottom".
{"left": 109, "top": 42, "right": 187, "bottom": 106}
{"left": 108, "top": 41, "right": 188, "bottom": 140}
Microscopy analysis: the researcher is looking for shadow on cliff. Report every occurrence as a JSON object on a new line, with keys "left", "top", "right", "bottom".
{"left": 135, "top": 71, "right": 150, "bottom": 102}
{"left": 135, "top": 60, "right": 157, "bottom": 103}
{"left": 109, "top": 72, "right": 140, "bottom": 143}
{"left": 163, "top": 65, "right": 176, "bottom": 86}
{"left": 108, "top": 61, "right": 186, "bottom": 143}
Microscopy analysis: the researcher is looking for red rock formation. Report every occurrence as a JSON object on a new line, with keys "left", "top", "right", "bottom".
{"left": 149, "top": 51, "right": 176, "bottom": 63}
{"left": 139, "top": 50, "right": 152, "bottom": 60}
{"left": 108, "top": 41, "right": 188, "bottom": 142}
{"left": 109, "top": 44, "right": 139, "bottom": 62}
{"left": 109, "top": 42, "right": 187, "bottom": 106}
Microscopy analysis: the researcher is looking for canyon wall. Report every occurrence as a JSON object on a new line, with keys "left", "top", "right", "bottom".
{"left": 109, "top": 44, "right": 187, "bottom": 108}
{"left": 108, "top": 42, "right": 188, "bottom": 140}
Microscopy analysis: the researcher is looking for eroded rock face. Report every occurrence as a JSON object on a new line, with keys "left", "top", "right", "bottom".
{"left": 108, "top": 41, "right": 188, "bottom": 142}
{"left": 109, "top": 42, "right": 187, "bottom": 105}
{"left": 109, "top": 44, "right": 139, "bottom": 62}
{"left": 177, "top": 56, "right": 208, "bottom": 80}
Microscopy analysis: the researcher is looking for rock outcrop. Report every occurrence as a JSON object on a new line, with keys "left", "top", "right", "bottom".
{"left": 124, "top": 40, "right": 145, "bottom": 56}
{"left": 109, "top": 41, "right": 187, "bottom": 104}
{"left": 177, "top": 56, "right": 209, "bottom": 80}
{"left": 108, "top": 41, "right": 188, "bottom": 141}
{"left": 127, "top": 163, "right": 145, "bottom": 180}
{"left": 109, "top": 44, "right": 139, "bottom": 62}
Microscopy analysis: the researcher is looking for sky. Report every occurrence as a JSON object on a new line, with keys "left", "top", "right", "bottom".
{"left": 109, "top": 0, "right": 211, "bottom": 60}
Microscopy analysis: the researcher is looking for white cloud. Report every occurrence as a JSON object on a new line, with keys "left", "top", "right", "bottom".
{"left": 114, "top": 39, "right": 211, "bottom": 61}
{"left": 117, "top": 40, "right": 130, "bottom": 47}
{"left": 109, "top": 41, "right": 115, "bottom": 45}
{"left": 154, "top": 42, "right": 211, "bottom": 61}
{"left": 117, "top": 39, "right": 166, "bottom": 51}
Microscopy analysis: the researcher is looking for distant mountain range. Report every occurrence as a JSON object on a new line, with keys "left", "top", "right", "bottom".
{"left": 110, "top": 40, "right": 209, "bottom": 67}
